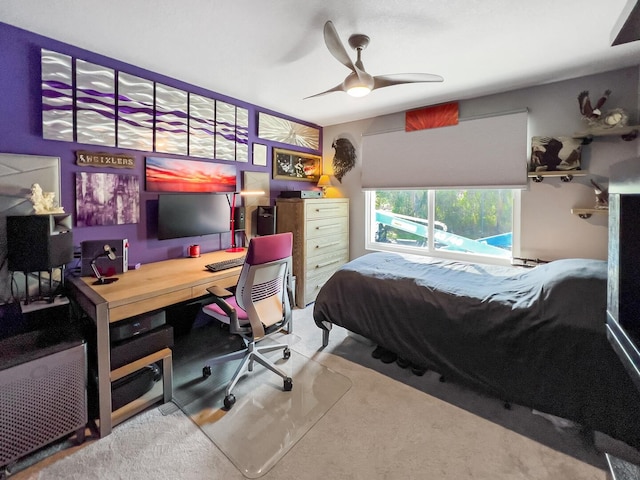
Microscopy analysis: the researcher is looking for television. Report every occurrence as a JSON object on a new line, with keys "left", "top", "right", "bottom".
{"left": 157, "top": 193, "right": 230, "bottom": 240}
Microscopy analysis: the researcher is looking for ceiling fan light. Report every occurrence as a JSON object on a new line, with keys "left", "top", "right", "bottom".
{"left": 347, "top": 85, "right": 372, "bottom": 97}
{"left": 343, "top": 72, "right": 373, "bottom": 97}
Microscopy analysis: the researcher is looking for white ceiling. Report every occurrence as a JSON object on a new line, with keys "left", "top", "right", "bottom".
{"left": 1, "top": 0, "right": 640, "bottom": 127}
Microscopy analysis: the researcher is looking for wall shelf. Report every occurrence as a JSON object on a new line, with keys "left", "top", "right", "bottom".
{"left": 528, "top": 171, "right": 587, "bottom": 183}
{"left": 573, "top": 125, "right": 640, "bottom": 144}
{"left": 571, "top": 207, "right": 608, "bottom": 219}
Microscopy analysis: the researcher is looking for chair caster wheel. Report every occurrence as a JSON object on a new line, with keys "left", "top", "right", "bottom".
{"left": 283, "top": 347, "right": 291, "bottom": 360}
{"left": 224, "top": 394, "right": 236, "bottom": 409}
{"left": 203, "top": 365, "right": 212, "bottom": 378}
{"left": 283, "top": 377, "right": 293, "bottom": 391}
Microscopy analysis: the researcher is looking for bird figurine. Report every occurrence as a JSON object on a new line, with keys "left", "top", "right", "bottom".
{"left": 590, "top": 179, "right": 608, "bottom": 209}
{"left": 577, "top": 90, "right": 629, "bottom": 129}
{"left": 578, "top": 89, "right": 611, "bottom": 124}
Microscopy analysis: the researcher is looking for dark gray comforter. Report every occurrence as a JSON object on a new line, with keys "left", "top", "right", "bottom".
{"left": 313, "top": 252, "right": 640, "bottom": 448}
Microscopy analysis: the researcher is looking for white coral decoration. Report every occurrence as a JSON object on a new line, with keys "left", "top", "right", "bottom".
{"left": 29, "top": 183, "right": 64, "bottom": 214}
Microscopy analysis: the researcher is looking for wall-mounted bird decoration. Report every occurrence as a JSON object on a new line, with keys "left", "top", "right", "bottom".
{"left": 578, "top": 89, "right": 611, "bottom": 123}
{"left": 590, "top": 179, "right": 609, "bottom": 208}
{"left": 577, "top": 89, "right": 629, "bottom": 129}
{"left": 331, "top": 138, "right": 356, "bottom": 183}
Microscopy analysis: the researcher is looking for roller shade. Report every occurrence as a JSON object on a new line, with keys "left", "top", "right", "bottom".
{"left": 361, "top": 110, "right": 528, "bottom": 189}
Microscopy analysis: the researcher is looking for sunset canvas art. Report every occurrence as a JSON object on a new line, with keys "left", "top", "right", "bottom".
{"left": 145, "top": 157, "right": 237, "bottom": 192}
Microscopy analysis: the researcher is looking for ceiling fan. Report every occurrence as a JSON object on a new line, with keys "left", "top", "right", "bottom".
{"left": 305, "top": 20, "right": 444, "bottom": 99}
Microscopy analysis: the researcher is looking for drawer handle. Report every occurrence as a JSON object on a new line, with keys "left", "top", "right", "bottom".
{"left": 316, "top": 259, "right": 341, "bottom": 268}
{"left": 316, "top": 241, "right": 340, "bottom": 248}
{"left": 315, "top": 225, "right": 338, "bottom": 230}
{"left": 316, "top": 207, "right": 340, "bottom": 213}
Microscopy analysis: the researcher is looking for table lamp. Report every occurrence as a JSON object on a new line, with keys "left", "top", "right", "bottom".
{"left": 90, "top": 244, "right": 119, "bottom": 285}
{"left": 317, "top": 175, "right": 331, "bottom": 197}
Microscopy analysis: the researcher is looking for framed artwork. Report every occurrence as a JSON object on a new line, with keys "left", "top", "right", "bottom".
{"left": 76, "top": 59, "right": 116, "bottom": 147}
{"left": 272, "top": 148, "right": 321, "bottom": 182}
{"left": 75, "top": 172, "right": 139, "bottom": 226}
{"left": 405, "top": 102, "right": 459, "bottom": 131}
{"left": 41, "top": 49, "right": 74, "bottom": 142}
{"left": 253, "top": 143, "right": 267, "bottom": 166}
{"left": 145, "top": 156, "right": 236, "bottom": 192}
{"left": 259, "top": 112, "right": 320, "bottom": 150}
{"left": 530, "top": 136, "right": 582, "bottom": 172}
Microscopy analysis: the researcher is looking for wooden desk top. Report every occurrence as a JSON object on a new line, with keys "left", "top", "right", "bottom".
{"left": 68, "top": 249, "right": 245, "bottom": 323}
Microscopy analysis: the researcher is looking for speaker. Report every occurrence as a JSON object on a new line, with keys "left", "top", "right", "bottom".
{"left": 7, "top": 214, "right": 73, "bottom": 272}
{"left": 234, "top": 206, "right": 246, "bottom": 231}
{"left": 257, "top": 206, "right": 277, "bottom": 236}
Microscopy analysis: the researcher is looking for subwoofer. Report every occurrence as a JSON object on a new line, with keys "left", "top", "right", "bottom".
{"left": 7, "top": 214, "right": 73, "bottom": 272}
{"left": 257, "top": 206, "right": 277, "bottom": 236}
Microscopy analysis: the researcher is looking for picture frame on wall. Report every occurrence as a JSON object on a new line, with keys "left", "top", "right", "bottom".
{"left": 253, "top": 143, "right": 267, "bottom": 166}
{"left": 145, "top": 156, "right": 237, "bottom": 192}
{"left": 272, "top": 148, "right": 321, "bottom": 182}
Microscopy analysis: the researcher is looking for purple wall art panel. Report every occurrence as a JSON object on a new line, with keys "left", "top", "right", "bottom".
{"left": 188, "top": 93, "right": 216, "bottom": 159}
{"left": 41, "top": 49, "right": 74, "bottom": 142}
{"left": 76, "top": 59, "right": 116, "bottom": 146}
{"left": 155, "top": 83, "right": 188, "bottom": 156}
{"left": 75, "top": 172, "right": 140, "bottom": 226}
{"left": 215, "top": 100, "right": 236, "bottom": 161}
{"left": 117, "top": 72, "right": 154, "bottom": 152}
{"left": 236, "top": 106, "right": 249, "bottom": 163}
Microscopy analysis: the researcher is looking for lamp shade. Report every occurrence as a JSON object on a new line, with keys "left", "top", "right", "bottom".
{"left": 317, "top": 175, "right": 331, "bottom": 188}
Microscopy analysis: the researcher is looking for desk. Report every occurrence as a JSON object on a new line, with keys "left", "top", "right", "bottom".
{"left": 67, "top": 249, "right": 245, "bottom": 437}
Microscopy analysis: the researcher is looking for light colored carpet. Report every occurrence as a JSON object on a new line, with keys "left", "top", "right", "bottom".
{"left": 10, "top": 305, "right": 611, "bottom": 479}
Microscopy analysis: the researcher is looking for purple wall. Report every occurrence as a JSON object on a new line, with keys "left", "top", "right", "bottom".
{"left": 0, "top": 21, "right": 322, "bottom": 265}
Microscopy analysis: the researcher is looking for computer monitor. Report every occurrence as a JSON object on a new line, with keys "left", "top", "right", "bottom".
{"left": 157, "top": 193, "right": 230, "bottom": 240}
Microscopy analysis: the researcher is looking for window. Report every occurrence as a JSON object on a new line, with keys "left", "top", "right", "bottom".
{"left": 366, "top": 189, "right": 520, "bottom": 265}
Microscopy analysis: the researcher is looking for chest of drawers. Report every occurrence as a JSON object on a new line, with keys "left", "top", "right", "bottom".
{"left": 276, "top": 198, "right": 349, "bottom": 308}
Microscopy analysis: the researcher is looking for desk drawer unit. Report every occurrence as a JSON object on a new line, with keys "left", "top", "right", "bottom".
{"left": 277, "top": 197, "right": 349, "bottom": 307}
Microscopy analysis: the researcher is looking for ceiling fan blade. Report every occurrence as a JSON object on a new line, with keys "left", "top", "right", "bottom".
{"left": 303, "top": 83, "right": 346, "bottom": 99}
{"left": 323, "top": 21, "right": 357, "bottom": 73}
{"left": 373, "top": 73, "right": 444, "bottom": 90}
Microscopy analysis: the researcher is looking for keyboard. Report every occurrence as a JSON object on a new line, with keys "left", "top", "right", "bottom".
{"left": 205, "top": 256, "right": 246, "bottom": 272}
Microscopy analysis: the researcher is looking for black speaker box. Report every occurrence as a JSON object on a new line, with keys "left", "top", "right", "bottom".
{"left": 7, "top": 214, "right": 73, "bottom": 272}
{"left": 257, "top": 206, "right": 277, "bottom": 236}
{"left": 110, "top": 324, "right": 173, "bottom": 370}
{"left": 234, "top": 206, "right": 245, "bottom": 231}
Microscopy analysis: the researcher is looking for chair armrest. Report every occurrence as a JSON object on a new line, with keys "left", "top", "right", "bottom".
{"left": 207, "top": 285, "right": 233, "bottom": 298}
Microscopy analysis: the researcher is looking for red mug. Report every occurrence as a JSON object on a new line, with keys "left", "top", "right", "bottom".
{"left": 188, "top": 244, "right": 200, "bottom": 257}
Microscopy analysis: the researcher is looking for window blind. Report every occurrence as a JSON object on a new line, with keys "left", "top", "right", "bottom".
{"left": 361, "top": 110, "right": 528, "bottom": 189}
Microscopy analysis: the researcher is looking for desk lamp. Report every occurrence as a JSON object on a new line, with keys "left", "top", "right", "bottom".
{"left": 90, "top": 244, "right": 119, "bottom": 285}
{"left": 227, "top": 190, "right": 265, "bottom": 252}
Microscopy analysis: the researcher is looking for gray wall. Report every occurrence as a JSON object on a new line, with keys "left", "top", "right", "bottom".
{"left": 321, "top": 67, "right": 640, "bottom": 262}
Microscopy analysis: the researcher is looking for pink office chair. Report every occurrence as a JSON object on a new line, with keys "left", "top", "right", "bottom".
{"left": 201, "top": 232, "right": 294, "bottom": 409}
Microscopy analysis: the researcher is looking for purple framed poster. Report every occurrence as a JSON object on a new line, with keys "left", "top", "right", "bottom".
{"left": 75, "top": 172, "right": 139, "bottom": 226}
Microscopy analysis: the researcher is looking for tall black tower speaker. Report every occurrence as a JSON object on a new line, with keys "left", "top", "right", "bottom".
{"left": 257, "top": 206, "right": 277, "bottom": 236}
{"left": 7, "top": 214, "right": 74, "bottom": 272}
{"left": 234, "top": 206, "right": 246, "bottom": 231}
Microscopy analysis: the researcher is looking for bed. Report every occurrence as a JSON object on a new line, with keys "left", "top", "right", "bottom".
{"left": 313, "top": 251, "right": 640, "bottom": 449}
